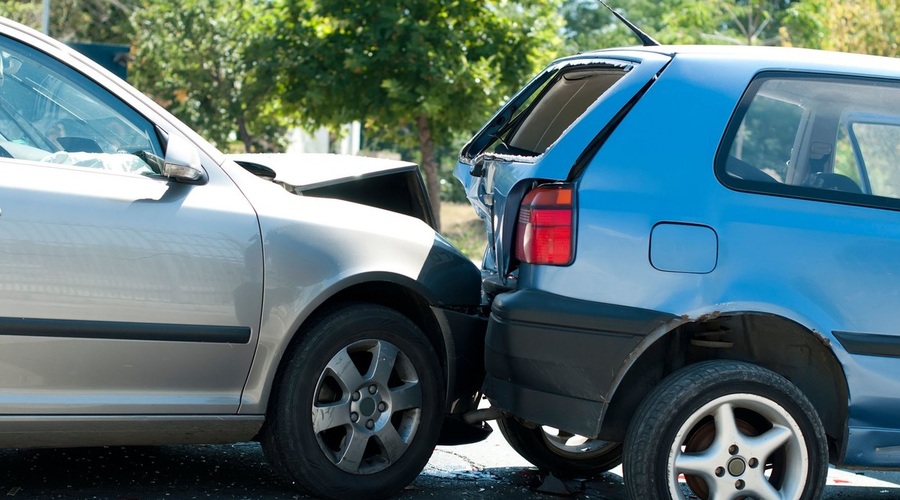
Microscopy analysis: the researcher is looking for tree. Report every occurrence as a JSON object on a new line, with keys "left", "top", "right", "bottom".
{"left": 562, "top": 0, "right": 667, "bottom": 51}
{"left": 780, "top": 0, "right": 898, "bottom": 56}
{"left": 130, "top": 0, "right": 292, "bottom": 152}
{"left": 561, "top": 0, "right": 798, "bottom": 52}
{"left": 656, "top": 0, "right": 796, "bottom": 45}
{"left": 258, "top": 0, "right": 566, "bottom": 229}
{"left": 0, "top": 0, "right": 136, "bottom": 43}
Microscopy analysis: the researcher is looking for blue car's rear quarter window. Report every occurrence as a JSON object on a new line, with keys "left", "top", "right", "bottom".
{"left": 716, "top": 72, "right": 900, "bottom": 212}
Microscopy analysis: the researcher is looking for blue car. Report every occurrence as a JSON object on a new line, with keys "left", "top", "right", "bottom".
{"left": 457, "top": 45, "right": 900, "bottom": 499}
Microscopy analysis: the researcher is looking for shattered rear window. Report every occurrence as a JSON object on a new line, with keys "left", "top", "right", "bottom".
{"left": 466, "top": 63, "right": 629, "bottom": 158}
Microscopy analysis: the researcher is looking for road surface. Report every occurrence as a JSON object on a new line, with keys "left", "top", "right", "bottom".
{"left": 0, "top": 421, "right": 898, "bottom": 498}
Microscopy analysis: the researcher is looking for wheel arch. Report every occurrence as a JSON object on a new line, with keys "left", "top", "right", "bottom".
{"left": 601, "top": 312, "right": 849, "bottom": 462}
{"left": 258, "top": 275, "right": 464, "bottom": 422}
{"left": 316, "top": 279, "right": 452, "bottom": 378}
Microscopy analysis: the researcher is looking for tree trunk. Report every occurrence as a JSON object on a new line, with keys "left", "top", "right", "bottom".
{"left": 416, "top": 114, "right": 442, "bottom": 231}
{"left": 237, "top": 114, "right": 253, "bottom": 153}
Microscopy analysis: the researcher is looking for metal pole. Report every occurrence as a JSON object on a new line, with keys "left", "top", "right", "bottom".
{"left": 42, "top": 0, "right": 50, "bottom": 34}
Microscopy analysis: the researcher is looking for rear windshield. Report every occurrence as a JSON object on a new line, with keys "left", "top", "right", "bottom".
{"left": 463, "top": 63, "right": 628, "bottom": 158}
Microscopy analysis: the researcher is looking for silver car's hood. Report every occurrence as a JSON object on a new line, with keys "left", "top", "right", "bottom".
{"left": 229, "top": 153, "right": 417, "bottom": 189}
{"left": 230, "top": 153, "right": 436, "bottom": 229}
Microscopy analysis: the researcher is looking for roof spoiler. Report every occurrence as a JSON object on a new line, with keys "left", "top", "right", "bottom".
{"left": 598, "top": 1, "right": 661, "bottom": 47}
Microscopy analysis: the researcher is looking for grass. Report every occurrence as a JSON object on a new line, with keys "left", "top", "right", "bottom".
{"left": 440, "top": 202, "right": 487, "bottom": 262}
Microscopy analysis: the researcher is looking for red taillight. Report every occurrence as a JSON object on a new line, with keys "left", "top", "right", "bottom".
{"left": 515, "top": 184, "right": 575, "bottom": 265}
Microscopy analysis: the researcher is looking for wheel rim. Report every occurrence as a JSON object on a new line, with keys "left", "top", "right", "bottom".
{"left": 311, "top": 338, "right": 422, "bottom": 475}
{"left": 540, "top": 427, "right": 619, "bottom": 459}
{"left": 667, "top": 393, "right": 808, "bottom": 500}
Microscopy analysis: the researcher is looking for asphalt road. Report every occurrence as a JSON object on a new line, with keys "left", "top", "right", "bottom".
{"left": 1, "top": 422, "right": 899, "bottom": 499}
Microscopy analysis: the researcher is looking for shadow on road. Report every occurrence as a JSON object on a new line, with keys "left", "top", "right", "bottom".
{"left": 0, "top": 444, "right": 294, "bottom": 499}
{"left": 0, "top": 443, "right": 897, "bottom": 499}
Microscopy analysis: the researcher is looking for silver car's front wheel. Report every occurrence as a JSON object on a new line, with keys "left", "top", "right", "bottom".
{"left": 624, "top": 360, "right": 828, "bottom": 500}
{"left": 262, "top": 303, "right": 443, "bottom": 500}
{"left": 313, "top": 338, "right": 423, "bottom": 474}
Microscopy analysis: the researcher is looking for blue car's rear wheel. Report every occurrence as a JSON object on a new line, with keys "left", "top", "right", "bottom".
{"left": 623, "top": 360, "right": 827, "bottom": 500}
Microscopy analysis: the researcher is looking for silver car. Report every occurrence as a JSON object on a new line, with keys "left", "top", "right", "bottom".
{"left": 0, "top": 17, "right": 488, "bottom": 499}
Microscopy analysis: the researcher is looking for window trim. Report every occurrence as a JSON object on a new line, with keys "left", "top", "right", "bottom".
{"left": 715, "top": 71, "right": 900, "bottom": 212}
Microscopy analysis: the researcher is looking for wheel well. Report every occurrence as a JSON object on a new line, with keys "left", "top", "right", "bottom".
{"left": 601, "top": 313, "right": 848, "bottom": 462}
{"left": 322, "top": 281, "right": 447, "bottom": 364}
{"left": 265, "top": 281, "right": 449, "bottom": 412}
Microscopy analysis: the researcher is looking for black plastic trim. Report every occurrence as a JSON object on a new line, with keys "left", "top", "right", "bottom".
{"left": 491, "top": 288, "right": 675, "bottom": 335}
{"left": 0, "top": 317, "right": 251, "bottom": 344}
{"left": 415, "top": 236, "right": 483, "bottom": 306}
{"left": 834, "top": 330, "right": 900, "bottom": 358}
{"left": 484, "top": 289, "right": 676, "bottom": 436}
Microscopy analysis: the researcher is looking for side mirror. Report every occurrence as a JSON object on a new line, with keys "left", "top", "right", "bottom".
{"left": 164, "top": 134, "right": 207, "bottom": 184}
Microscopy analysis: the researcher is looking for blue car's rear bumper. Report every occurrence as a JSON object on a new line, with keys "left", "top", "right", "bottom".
{"left": 483, "top": 289, "right": 675, "bottom": 437}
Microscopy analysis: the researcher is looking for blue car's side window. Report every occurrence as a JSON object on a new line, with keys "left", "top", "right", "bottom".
{"left": 717, "top": 72, "right": 900, "bottom": 211}
{"left": 837, "top": 120, "right": 900, "bottom": 199}
{"left": 0, "top": 35, "right": 164, "bottom": 175}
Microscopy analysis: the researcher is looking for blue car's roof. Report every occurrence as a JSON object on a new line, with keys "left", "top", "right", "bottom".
{"left": 566, "top": 44, "right": 900, "bottom": 79}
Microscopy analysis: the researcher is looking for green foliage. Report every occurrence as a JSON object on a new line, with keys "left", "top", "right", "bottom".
{"left": 0, "top": 1, "right": 42, "bottom": 31}
{"left": 573, "top": 0, "right": 897, "bottom": 54}
{"left": 563, "top": 0, "right": 791, "bottom": 50}
{"left": 563, "top": 0, "right": 799, "bottom": 48}
{"left": 781, "top": 0, "right": 899, "bottom": 56}
{"left": 562, "top": 0, "right": 667, "bottom": 51}
{"left": 0, "top": 0, "right": 136, "bottom": 43}
{"left": 261, "top": 0, "right": 563, "bottom": 146}
{"left": 130, "top": 0, "right": 293, "bottom": 152}
{"left": 257, "top": 0, "right": 565, "bottom": 228}
{"left": 657, "top": 0, "right": 796, "bottom": 46}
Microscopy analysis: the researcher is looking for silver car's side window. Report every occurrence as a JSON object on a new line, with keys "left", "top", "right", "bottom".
{"left": 717, "top": 73, "right": 900, "bottom": 211}
{"left": 0, "top": 35, "right": 163, "bottom": 175}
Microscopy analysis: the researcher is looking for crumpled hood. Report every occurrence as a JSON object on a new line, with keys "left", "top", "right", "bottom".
{"left": 228, "top": 153, "right": 436, "bottom": 229}
{"left": 225, "top": 155, "right": 479, "bottom": 307}
{"left": 229, "top": 153, "right": 417, "bottom": 190}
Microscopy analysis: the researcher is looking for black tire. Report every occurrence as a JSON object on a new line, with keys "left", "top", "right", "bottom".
{"left": 261, "top": 303, "right": 444, "bottom": 500}
{"left": 497, "top": 416, "right": 622, "bottom": 476}
{"left": 623, "top": 360, "right": 828, "bottom": 500}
